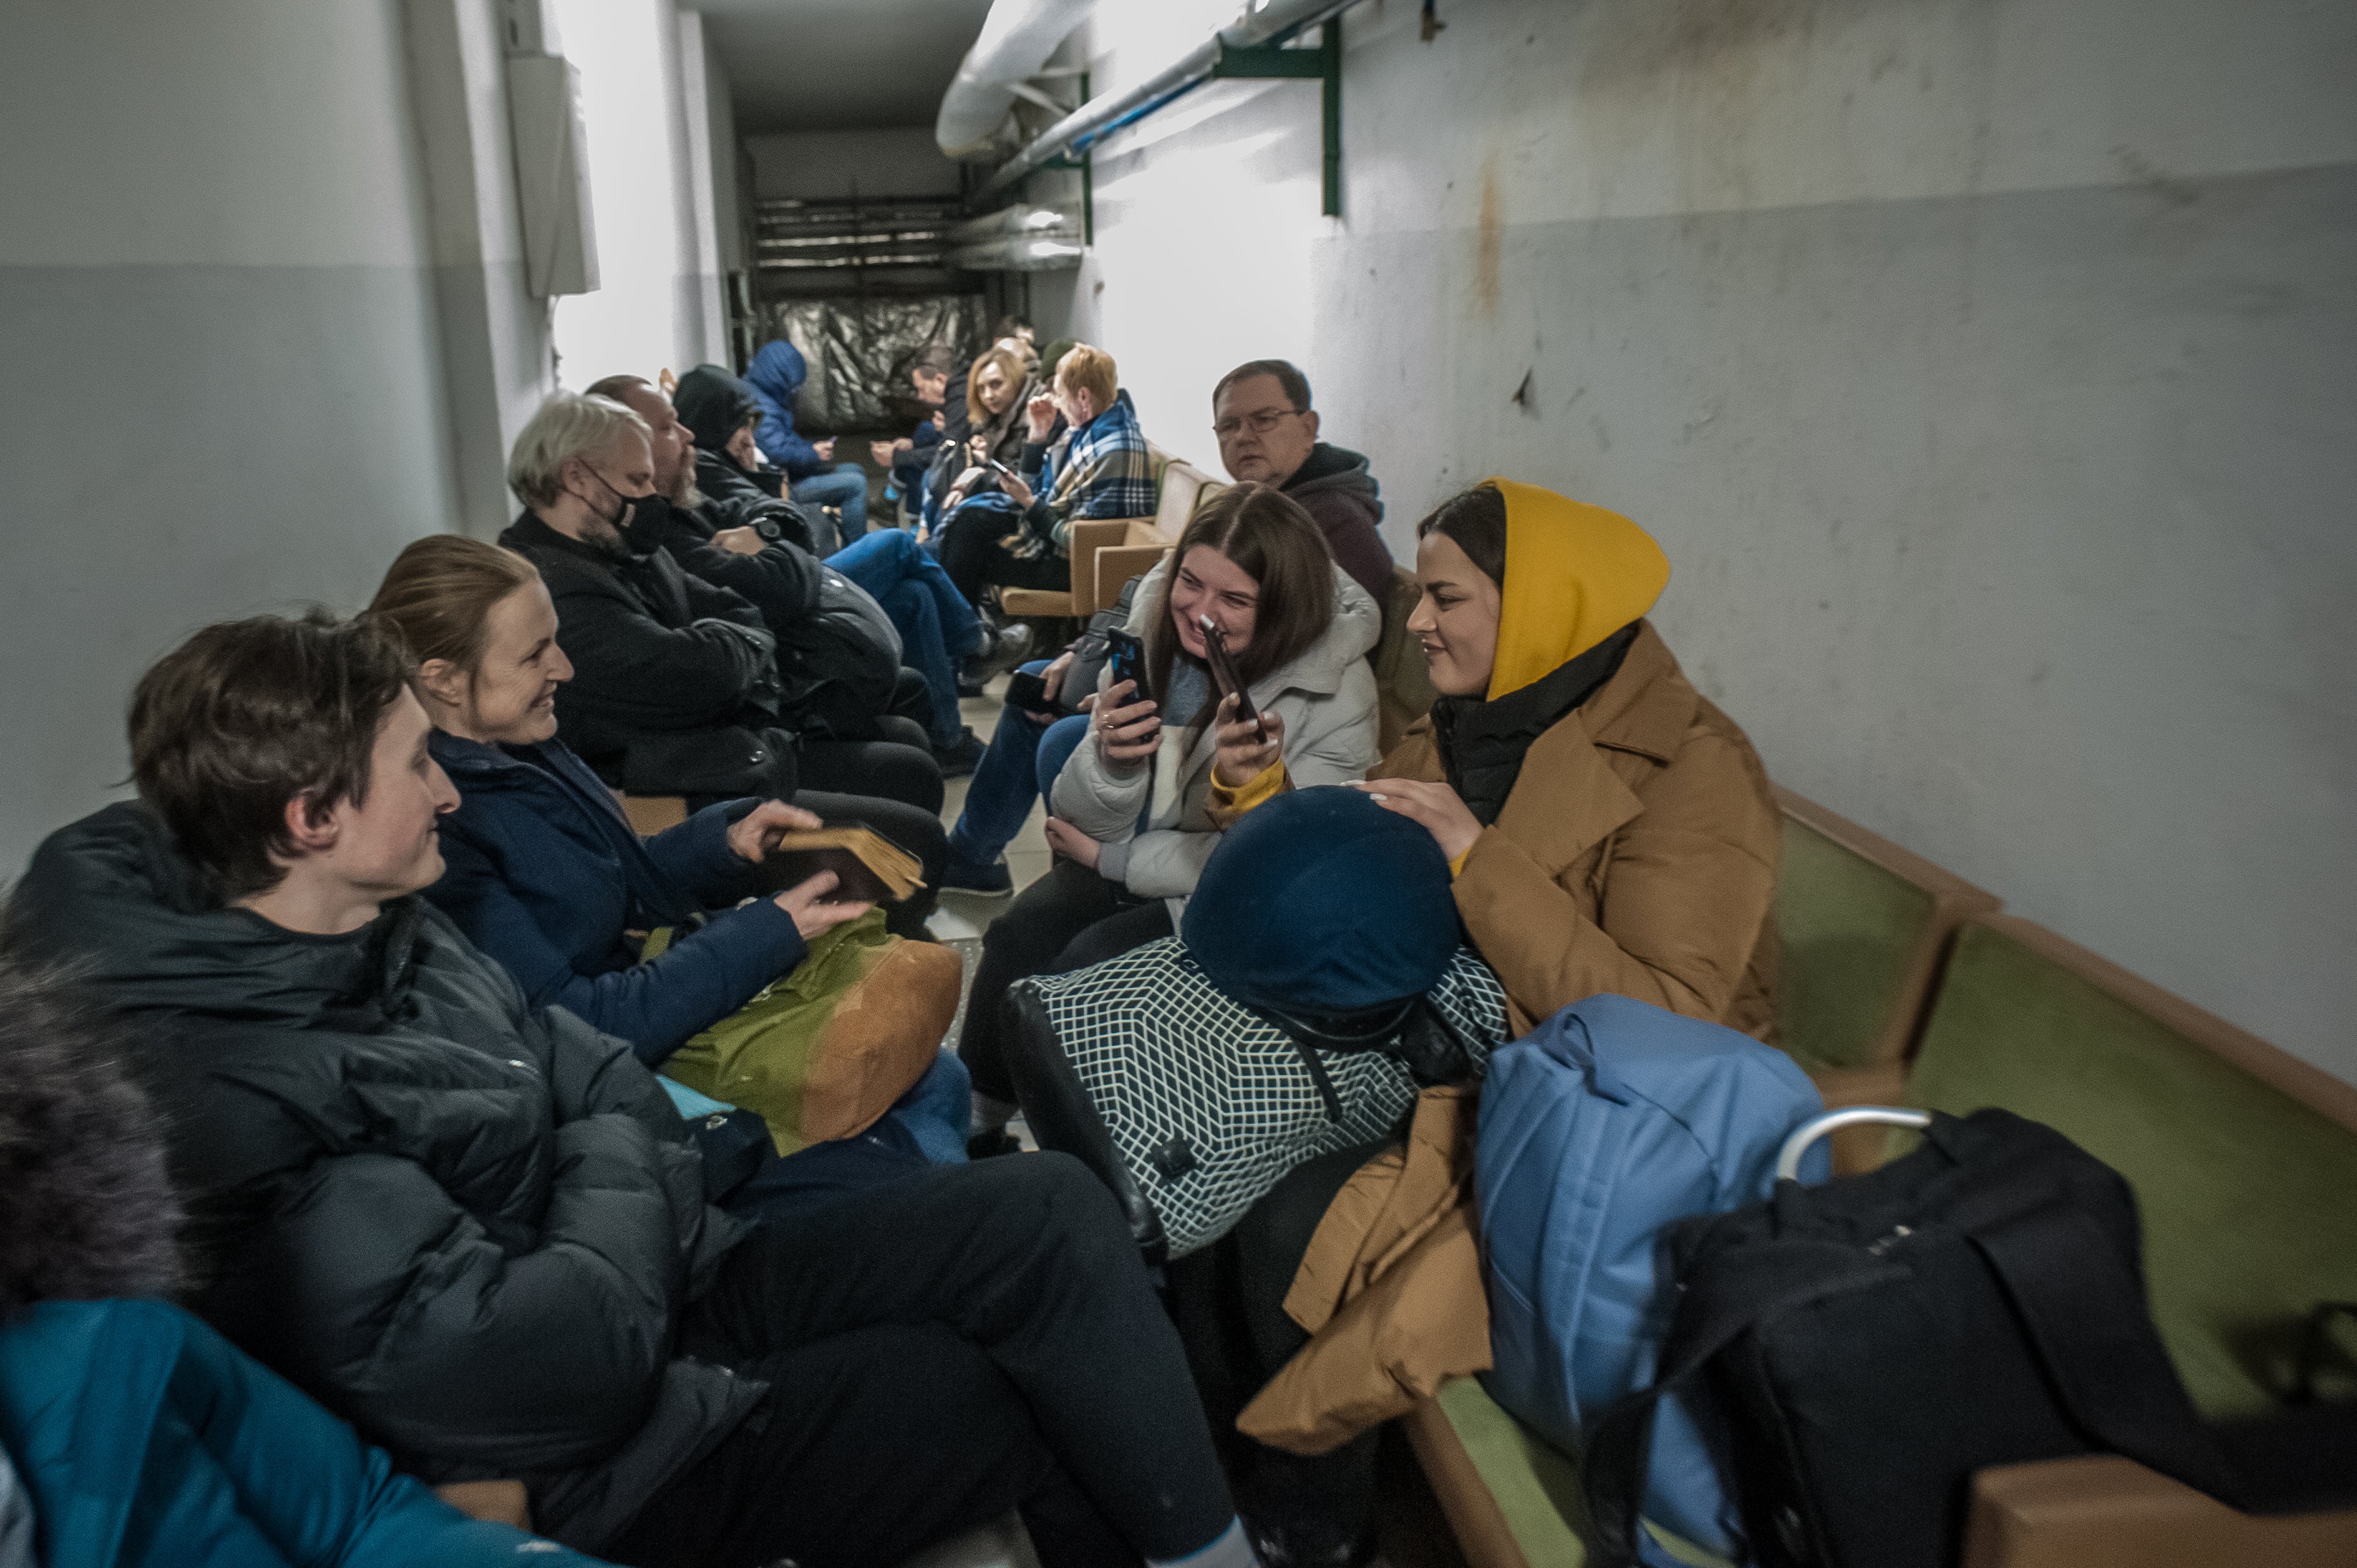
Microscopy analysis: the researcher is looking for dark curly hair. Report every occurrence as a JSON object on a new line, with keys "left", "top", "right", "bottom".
{"left": 0, "top": 954, "right": 181, "bottom": 1315}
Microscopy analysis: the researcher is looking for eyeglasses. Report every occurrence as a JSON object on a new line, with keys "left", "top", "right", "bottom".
{"left": 1213, "top": 407, "right": 1305, "bottom": 440}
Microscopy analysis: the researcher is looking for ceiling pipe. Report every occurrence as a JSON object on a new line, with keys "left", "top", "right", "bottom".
{"left": 937, "top": 0, "right": 1097, "bottom": 161}
{"left": 947, "top": 203, "right": 1076, "bottom": 244}
{"left": 949, "top": 233, "right": 1087, "bottom": 271}
{"left": 971, "top": 0, "right": 1357, "bottom": 204}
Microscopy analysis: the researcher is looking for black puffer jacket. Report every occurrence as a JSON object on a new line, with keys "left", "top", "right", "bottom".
{"left": 625, "top": 496, "right": 905, "bottom": 742}
{"left": 4, "top": 804, "right": 763, "bottom": 1550}
{"left": 500, "top": 511, "right": 795, "bottom": 796}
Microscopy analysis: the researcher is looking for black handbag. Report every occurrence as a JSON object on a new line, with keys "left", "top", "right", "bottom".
{"left": 1581, "top": 1108, "right": 2250, "bottom": 1567}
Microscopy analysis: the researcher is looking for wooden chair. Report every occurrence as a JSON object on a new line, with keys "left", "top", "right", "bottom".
{"left": 620, "top": 793, "right": 689, "bottom": 836}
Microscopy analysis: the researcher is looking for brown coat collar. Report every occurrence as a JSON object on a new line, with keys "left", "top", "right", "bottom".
{"left": 1384, "top": 622, "right": 1696, "bottom": 878}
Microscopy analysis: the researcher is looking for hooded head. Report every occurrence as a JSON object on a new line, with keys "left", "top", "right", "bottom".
{"left": 745, "top": 339, "right": 807, "bottom": 404}
{"left": 1181, "top": 786, "right": 1460, "bottom": 1016}
{"left": 1411, "top": 478, "right": 1669, "bottom": 702}
{"left": 675, "top": 363, "right": 761, "bottom": 455}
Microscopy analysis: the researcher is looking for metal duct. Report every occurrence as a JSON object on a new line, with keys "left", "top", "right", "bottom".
{"left": 937, "top": 0, "right": 1096, "bottom": 160}
{"left": 973, "top": 0, "right": 1356, "bottom": 202}
{"left": 949, "top": 233, "right": 1085, "bottom": 271}
{"left": 947, "top": 203, "right": 1077, "bottom": 244}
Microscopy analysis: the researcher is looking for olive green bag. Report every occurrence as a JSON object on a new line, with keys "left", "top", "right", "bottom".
{"left": 646, "top": 910, "right": 961, "bottom": 1154}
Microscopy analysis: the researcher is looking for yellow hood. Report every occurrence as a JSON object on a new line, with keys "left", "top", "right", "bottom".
{"left": 1485, "top": 478, "right": 1670, "bottom": 701}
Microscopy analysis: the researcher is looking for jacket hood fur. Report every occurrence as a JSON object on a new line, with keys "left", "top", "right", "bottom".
{"left": 0, "top": 951, "right": 180, "bottom": 1314}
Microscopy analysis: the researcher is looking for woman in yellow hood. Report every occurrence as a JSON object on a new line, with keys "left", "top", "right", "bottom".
{"left": 1350, "top": 475, "right": 1779, "bottom": 1038}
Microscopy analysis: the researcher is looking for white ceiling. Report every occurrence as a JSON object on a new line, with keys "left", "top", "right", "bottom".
{"left": 689, "top": 0, "right": 995, "bottom": 135}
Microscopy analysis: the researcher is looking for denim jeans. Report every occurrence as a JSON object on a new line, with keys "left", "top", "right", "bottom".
{"left": 829, "top": 529, "right": 980, "bottom": 749}
{"left": 790, "top": 463, "right": 868, "bottom": 551}
{"left": 947, "top": 658, "right": 1092, "bottom": 869}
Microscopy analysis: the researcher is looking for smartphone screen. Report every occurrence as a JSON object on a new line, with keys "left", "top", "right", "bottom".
{"left": 1105, "top": 630, "right": 1148, "bottom": 700}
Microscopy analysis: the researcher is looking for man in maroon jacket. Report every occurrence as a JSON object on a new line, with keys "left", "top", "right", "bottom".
{"left": 1209, "top": 358, "right": 1395, "bottom": 605}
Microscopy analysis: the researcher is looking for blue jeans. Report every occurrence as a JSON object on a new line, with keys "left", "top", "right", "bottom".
{"left": 790, "top": 464, "right": 868, "bottom": 551}
{"left": 947, "top": 659, "right": 1092, "bottom": 869}
{"left": 829, "top": 530, "right": 980, "bottom": 749}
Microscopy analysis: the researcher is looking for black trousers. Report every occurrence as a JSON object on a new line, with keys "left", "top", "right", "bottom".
{"left": 797, "top": 729, "right": 943, "bottom": 815}
{"left": 957, "top": 857, "right": 1175, "bottom": 1104}
{"left": 938, "top": 506, "right": 1068, "bottom": 608}
{"left": 1165, "top": 1140, "right": 1394, "bottom": 1547}
{"left": 602, "top": 1155, "right": 1235, "bottom": 1568}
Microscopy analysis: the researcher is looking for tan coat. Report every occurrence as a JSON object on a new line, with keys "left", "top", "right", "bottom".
{"left": 1239, "top": 620, "right": 1780, "bottom": 1452}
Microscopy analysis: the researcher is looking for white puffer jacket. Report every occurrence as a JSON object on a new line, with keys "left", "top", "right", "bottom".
{"left": 1051, "top": 557, "right": 1381, "bottom": 911}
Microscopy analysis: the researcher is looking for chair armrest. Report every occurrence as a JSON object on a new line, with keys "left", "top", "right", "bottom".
{"left": 1965, "top": 1455, "right": 2357, "bottom": 1568}
{"left": 620, "top": 795, "right": 688, "bottom": 835}
{"left": 1064, "top": 517, "right": 1136, "bottom": 616}
{"left": 1096, "top": 545, "right": 1173, "bottom": 610}
{"left": 434, "top": 1479, "right": 533, "bottom": 1531}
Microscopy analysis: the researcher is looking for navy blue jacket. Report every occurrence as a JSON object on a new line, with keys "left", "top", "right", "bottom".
{"left": 425, "top": 732, "right": 807, "bottom": 1064}
{"left": 745, "top": 339, "right": 824, "bottom": 479}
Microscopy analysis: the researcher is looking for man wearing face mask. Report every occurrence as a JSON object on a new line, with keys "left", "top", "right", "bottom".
{"left": 498, "top": 392, "right": 950, "bottom": 821}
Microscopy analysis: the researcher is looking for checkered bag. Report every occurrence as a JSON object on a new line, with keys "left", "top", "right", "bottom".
{"left": 1007, "top": 936, "right": 1510, "bottom": 1260}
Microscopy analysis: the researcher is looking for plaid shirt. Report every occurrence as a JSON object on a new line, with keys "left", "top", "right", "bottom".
{"left": 1007, "top": 390, "right": 1156, "bottom": 559}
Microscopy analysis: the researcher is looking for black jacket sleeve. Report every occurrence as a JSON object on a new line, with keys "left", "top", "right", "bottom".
{"left": 543, "top": 571, "right": 777, "bottom": 733}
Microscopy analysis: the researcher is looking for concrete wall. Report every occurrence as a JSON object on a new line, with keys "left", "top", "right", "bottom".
{"left": 1058, "top": 0, "right": 2357, "bottom": 1082}
{"left": 0, "top": 0, "right": 459, "bottom": 870}
{"left": 748, "top": 128, "right": 964, "bottom": 202}
{"left": 547, "top": 0, "right": 727, "bottom": 385}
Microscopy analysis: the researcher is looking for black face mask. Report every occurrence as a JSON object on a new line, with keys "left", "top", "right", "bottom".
{"left": 583, "top": 469, "right": 662, "bottom": 551}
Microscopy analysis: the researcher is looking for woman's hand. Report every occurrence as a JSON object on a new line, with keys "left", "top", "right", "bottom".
{"left": 1025, "top": 392, "right": 1059, "bottom": 441}
{"left": 726, "top": 798, "right": 821, "bottom": 863}
{"left": 1093, "top": 679, "right": 1161, "bottom": 772}
{"left": 1032, "top": 651, "right": 1076, "bottom": 726}
{"left": 946, "top": 465, "right": 988, "bottom": 506}
{"left": 998, "top": 470, "right": 1035, "bottom": 508}
{"left": 1346, "top": 778, "right": 1482, "bottom": 865}
{"left": 868, "top": 438, "right": 898, "bottom": 467}
{"left": 1042, "top": 817, "right": 1103, "bottom": 870}
{"left": 773, "top": 870, "right": 872, "bottom": 940}
{"left": 1211, "top": 693, "right": 1284, "bottom": 787}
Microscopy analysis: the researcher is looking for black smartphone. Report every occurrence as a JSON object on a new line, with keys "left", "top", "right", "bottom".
{"left": 1198, "top": 616, "right": 1262, "bottom": 735}
{"left": 1005, "top": 669, "right": 1060, "bottom": 715}
{"left": 1105, "top": 630, "right": 1149, "bottom": 702}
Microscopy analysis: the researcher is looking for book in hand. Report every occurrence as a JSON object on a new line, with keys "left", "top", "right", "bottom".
{"left": 755, "top": 827, "right": 927, "bottom": 905}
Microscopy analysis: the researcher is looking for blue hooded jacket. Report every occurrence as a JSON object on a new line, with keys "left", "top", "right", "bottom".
{"left": 0, "top": 1298, "right": 607, "bottom": 1566}
{"left": 423, "top": 732, "right": 808, "bottom": 1065}
{"left": 745, "top": 339, "right": 825, "bottom": 479}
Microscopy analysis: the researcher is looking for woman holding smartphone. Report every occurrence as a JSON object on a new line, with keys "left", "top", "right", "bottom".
{"left": 957, "top": 484, "right": 1383, "bottom": 1152}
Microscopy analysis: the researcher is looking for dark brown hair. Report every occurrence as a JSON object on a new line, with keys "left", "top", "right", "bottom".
{"left": 1144, "top": 483, "right": 1337, "bottom": 734}
{"left": 368, "top": 535, "right": 542, "bottom": 680}
{"left": 128, "top": 611, "right": 416, "bottom": 901}
{"left": 1415, "top": 481, "right": 1507, "bottom": 586}
{"left": 1211, "top": 358, "right": 1313, "bottom": 414}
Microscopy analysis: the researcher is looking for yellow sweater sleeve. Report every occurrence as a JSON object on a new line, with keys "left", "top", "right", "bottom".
{"left": 1449, "top": 848, "right": 1471, "bottom": 878}
{"left": 1206, "top": 757, "right": 1290, "bottom": 829}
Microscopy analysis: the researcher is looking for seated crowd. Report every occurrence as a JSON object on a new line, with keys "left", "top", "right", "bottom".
{"left": 0, "top": 330, "right": 1782, "bottom": 1568}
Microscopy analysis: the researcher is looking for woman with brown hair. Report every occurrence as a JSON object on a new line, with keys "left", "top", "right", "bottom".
{"left": 957, "top": 482, "right": 1383, "bottom": 1150}
{"left": 365, "top": 535, "right": 971, "bottom": 1177}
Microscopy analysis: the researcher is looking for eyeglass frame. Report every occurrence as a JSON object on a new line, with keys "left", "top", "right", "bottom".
{"left": 1211, "top": 405, "right": 1310, "bottom": 441}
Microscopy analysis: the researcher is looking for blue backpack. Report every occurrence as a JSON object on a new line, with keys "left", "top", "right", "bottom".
{"left": 1476, "top": 994, "right": 1827, "bottom": 1565}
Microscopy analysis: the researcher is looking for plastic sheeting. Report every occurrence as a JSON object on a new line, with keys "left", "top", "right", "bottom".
{"left": 763, "top": 295, "right": 993, "bottom": 433}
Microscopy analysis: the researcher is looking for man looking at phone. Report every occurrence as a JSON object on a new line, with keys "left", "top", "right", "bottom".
{"left": 745, "top": 337, "right": 865, "bottom": 551}
{"left": 1212, "top": 359, "right": 1394, "bottom": 606}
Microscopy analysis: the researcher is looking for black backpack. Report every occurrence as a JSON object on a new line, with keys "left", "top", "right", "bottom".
{"left": 1581, "top": 1108, "right": 2293, "bottom": 1567}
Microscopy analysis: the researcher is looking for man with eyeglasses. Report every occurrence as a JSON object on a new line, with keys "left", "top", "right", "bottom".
{"left": 1210, "top": 359, "right": 1393, "bottom": 604}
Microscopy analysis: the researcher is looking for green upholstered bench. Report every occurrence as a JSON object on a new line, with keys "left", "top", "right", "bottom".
{"left": 1772, "top": 788, "right": 1998, "bottom": 1171}
{"left": 1898, "top": 916, "right": 2357, "bottom": 1566}
{"left": 1403, "top": 1378, "right": 1728, "bottom": 1568}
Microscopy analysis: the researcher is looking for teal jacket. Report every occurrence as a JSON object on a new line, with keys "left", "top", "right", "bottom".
{"left": 0, "top": 1298, "right": 607, "bottom": 1566}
